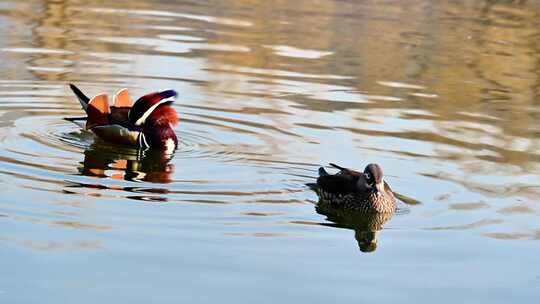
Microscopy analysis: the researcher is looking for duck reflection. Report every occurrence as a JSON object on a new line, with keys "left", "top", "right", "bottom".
{"left": 315, "top": 201, "right": 393, "bottom": 253}
{"left": 80, "top": 142, "right": 175, "bottom": 183}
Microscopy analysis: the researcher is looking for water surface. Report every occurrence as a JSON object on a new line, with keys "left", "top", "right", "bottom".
{"left": 1, "top": 0, "right": 539, "bottom": 303}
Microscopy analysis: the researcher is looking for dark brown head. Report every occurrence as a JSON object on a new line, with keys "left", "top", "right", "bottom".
{"left": 128, "top": 89, "right": 179, "bottom": 127}
{"left": 130, "top": 90, "right": 179, "bottom": 152}
{"left": 363, "top": 163, "right": 385, "bottom": 194}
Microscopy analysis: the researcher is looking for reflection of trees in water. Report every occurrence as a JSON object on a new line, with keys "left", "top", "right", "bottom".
{"left": 202, "top": 1, "right": 540, "bottom": 168}
{"left": 315, "top": 201, "right": 393, "bottom": 253}
{"left": 23, "top": 0, "right": 540, "bottom": 143}
{"left": 20, "top": 0, "right": 540, "bottom": 173}
{"left": 27, "top": 0, "right": 73, "bottom": 82}
{"left": 25, "top": 0, "right": 159, "bottom": 83}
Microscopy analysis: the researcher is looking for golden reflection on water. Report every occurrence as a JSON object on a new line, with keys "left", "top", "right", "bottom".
{"left": 3, "top": 1, "right": 540, "bottom": 136}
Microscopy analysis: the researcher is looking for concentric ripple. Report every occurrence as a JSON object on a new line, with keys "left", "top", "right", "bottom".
{"left": 0, "top": 77, "right": 314, "bottom": 209}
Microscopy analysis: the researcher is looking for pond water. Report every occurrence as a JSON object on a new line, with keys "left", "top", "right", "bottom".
{"left": 1, "top": 0, "right": 539, "bottom": 302}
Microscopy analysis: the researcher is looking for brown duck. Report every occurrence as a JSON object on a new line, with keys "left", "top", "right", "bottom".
{"left": 308, "top": 163, "right": 396, "bottom": 213}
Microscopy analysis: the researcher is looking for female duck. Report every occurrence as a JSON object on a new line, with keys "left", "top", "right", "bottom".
{"left": 309, "top": 163, "right": 396, "bottom": 213}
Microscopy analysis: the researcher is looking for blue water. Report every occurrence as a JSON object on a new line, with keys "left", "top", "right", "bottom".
{"left": 0, "top": 0, "right": 539, "bottom": 302}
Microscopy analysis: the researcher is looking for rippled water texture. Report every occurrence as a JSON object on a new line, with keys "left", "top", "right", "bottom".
{"left": 1, "top": 0, "right": 539, "bottom": 302}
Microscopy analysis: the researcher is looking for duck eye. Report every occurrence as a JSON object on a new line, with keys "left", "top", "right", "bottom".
{"left": 364, "top": 172, "right": 372, "bottom": 182}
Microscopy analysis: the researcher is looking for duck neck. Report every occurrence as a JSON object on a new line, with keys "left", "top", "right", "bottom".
{"left": 141, "top": 122, "right": 177, "bottom": 152}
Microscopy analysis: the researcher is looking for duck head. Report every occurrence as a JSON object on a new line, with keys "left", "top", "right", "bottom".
{"left": 363, "top": 163, "right": 385, "bottom": 194}
{"left": 128, "top": 90, "right": 179, "bottom": 152}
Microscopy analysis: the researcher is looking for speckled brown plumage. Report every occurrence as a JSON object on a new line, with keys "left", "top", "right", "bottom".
{"left": 309, "top": 163, "right": 396, "bottom": 213}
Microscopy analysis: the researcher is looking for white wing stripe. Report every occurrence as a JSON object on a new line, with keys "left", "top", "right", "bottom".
{"left": 133, "top": 96, "right": 176, "bottom": 126}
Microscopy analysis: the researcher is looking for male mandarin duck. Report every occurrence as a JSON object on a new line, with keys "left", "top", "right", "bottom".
{"left": 66, "top": 84, "right": 179, "bottom": 153}
{"left": 308, "top": 163, "right": 396, "bottom": 213}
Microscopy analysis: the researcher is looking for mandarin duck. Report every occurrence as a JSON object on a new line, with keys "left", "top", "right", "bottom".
{"left": 66, "top": 84, "right": 179, "bottom": 153}
{"left": 308, "top": 163, "right": 396, "bottom": 213}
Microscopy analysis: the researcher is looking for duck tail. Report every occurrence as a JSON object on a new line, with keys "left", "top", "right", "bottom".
{"left": 318, "top": 167, "right": 330, "bottom": 176}
{"left": 64, "top": 117, "right": 87, "bottom": 128}
{"left": 306, "top": 182, "right": 319, "bottom": 191}
{"left": 329, "top": 163, "right": 347, "bottom": 171}
{"left": 69, "top": 83, "right": 90, "bottom": 112}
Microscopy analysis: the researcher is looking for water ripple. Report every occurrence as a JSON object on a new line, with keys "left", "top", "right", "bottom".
{"left": 1, "top": 1, "right": 540, "bottom": 301}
